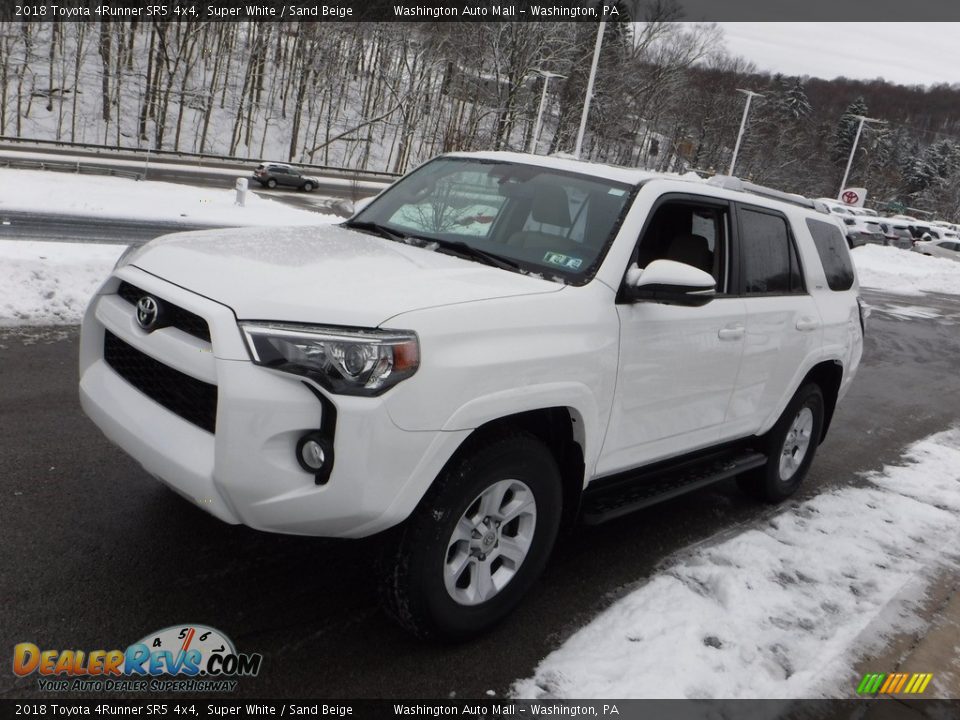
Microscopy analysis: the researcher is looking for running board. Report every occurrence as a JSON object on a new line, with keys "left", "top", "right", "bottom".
{"left": 581, "top": 449, "right": 767, "bottom": 525}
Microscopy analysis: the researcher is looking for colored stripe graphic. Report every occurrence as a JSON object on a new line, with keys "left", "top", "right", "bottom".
{"left": 857, "top": 673, "right": 885, "bottom": 694}
{"left": 857, "top": 672, "right": 933, "bottom": 695}
{"left": 879, "top": 674, "right": 897, "bottom": 693}
{"left": 893, "top": 673, "right": 909, "bottom": 693}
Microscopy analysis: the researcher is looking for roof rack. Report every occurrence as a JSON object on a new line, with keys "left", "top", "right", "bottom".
{"left": 706, "top": 175, "right": 830, "bottom": 214}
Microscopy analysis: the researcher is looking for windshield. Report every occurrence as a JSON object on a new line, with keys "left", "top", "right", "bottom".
{"left": 349, "top": 157, "right": 634, "bottom": 282}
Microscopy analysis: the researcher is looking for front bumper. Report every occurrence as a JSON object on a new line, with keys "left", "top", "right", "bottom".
{"left": 79, "top": 266, "right": 469, "bottom": 538}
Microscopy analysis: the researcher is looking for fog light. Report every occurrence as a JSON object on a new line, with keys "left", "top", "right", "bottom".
{"left": 296, "top": 432, "right": 334, "bottom": 484}
{"left": 302, "top": 440, "right": 326, "bottom": 469}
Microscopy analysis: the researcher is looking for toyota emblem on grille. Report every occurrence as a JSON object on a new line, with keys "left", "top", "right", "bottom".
{"left": 136, "top": 296, "right": 160, "bottom": 331}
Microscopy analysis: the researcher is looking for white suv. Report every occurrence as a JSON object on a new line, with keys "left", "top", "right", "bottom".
{"left": 80, "top": 152, "right": 864, "bottom": 639}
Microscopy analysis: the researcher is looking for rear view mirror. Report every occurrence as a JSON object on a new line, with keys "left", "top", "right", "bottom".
{"left": 625, "top": 259, "right": 716, "bottom": 307}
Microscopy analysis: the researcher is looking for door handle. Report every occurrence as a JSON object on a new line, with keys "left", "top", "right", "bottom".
{"left": 796, "top": 317, "right": 820, "bottom": 332}
{"left": 718, "top": 325, "right": 744, "bottom": 341}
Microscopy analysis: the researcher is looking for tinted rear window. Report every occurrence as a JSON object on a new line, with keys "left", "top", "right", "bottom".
{"left": 740, "top": 209, "right": 804, "bottom": 295}
{"left": 806, "top": 218, "right": 855, "bottom": 291}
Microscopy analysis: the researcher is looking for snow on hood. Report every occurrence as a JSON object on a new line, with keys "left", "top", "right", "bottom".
{"left": 129, "top": 224, "right": 562, "bottom": 327}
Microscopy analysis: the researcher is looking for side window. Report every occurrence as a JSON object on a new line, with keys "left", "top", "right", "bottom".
{"left": 806, "top": 218, "right": 855, "bottom": 291}
{"left": 739, "top": 208, "right": 804, "bottom": 295}
{"left": 634, "top": 199, "right": 729, "bottom": 293}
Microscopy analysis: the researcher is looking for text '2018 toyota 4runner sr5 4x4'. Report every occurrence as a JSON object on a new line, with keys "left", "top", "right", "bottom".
{"left": 80, "top": 152, "right": 864, "bottom": 639}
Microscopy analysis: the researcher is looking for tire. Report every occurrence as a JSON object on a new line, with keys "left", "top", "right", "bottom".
{"left": 266, "top": 178, "right": 277, "bottom": 189}
{"left": 378, "top": 431, "right": 563, "bottom": 641}
{"left": 302, "top": 181, "right": 314, "bottom": 192}
{"left": 738, "top": 384, "right": 824, "bottom": 503}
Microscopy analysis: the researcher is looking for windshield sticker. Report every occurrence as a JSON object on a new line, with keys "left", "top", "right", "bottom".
{"left": 607, "top": 188, "right": 626, "bottom": 196}
{"left": 543, "top": 252, "right": 583, "bottom": 270}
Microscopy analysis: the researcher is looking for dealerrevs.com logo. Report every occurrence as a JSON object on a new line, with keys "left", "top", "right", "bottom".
{"left": 13, "top": 625, "right": 263, "bottom": 693}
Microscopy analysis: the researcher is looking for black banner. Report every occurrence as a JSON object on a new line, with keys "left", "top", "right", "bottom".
{"left": 3, "top": 700, "right": 960, "bottom": 720}
{"left": 3, "top": 0, "right": 960, "bottom": 22}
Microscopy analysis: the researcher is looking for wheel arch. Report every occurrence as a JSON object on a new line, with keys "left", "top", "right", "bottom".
{"left": 444, "top": 407, "right": 586, "bottom": 530}
{"left": 799, "top": 359, "right": 843, "bottom": 442}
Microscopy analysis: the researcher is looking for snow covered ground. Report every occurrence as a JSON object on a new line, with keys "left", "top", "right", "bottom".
{"left": 513, "top": 428, "right": 960, "bottom": 699}
{"left": 0, "top": 240, "right": 127, "bottom": 326}
{"left": 0, "top": 167, "right": 335, "bottom": 226}
{"left": 852, "top": 244, "right": 960, "bottom": 296}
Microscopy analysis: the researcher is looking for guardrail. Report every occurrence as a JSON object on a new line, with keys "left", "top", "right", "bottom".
{"left": 0, "top": 157, "right": 143, "bottom": 181}
{"left": 0, "top": 135, "right": 401, "bottom": 181}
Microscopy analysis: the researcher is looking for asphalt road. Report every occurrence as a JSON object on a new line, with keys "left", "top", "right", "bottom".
{"left": 1, "top": 288, "right": 959, "bottom": 699}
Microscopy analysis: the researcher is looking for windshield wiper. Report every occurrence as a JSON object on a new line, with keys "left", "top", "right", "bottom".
{"left": 344, "top": 221, "right": 521, "bottom": 272}
{"left": 430, "top": 239, "right": 522, "bottom": 272}
{"left": 342, "top": 220, "right": 407, "bottom": 242}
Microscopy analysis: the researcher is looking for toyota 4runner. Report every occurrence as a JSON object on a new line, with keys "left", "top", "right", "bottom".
{"left": 80, "top": 152, "right": 864, "bottom": 639}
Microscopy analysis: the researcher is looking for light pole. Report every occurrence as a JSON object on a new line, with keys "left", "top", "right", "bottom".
{"left": 529, "top": 70, "right": 566, "bottom": 154}
{"left": 839, "top": 115, "right": 885, "bottom": 196}
{"left": 728, "top": 89, "right": 762, "bottom": 176}
{"left": 574, "top": 20, "right": 606, "bottom": 159}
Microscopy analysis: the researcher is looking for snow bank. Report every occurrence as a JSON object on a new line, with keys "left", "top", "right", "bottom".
{"left": 513, "top": 428, "right": 960, "bottom": 699}
{"left": 0, "top": 168, "right": 337, "bottom": 226}
{"left": 0, "top": 240, "right": 125, "bottom": 326}
{"left": 852, "top": 244, "right": 960, "bottom": 296}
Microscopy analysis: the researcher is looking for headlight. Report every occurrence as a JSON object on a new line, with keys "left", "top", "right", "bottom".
{"left": 239, "top": 322, "right": 419, "bottom": 396}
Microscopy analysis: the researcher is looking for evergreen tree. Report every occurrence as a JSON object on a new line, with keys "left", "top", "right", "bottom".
{"left": 902, "top": 140, "right": 932, "bottom": 195}
{"left": 831, "top": 97, "right": 868, "bottom": 163}
{"left": 926, "top": 139, "right": 960, "bottom": 184}
{"left": 782, "top": 79, "right": 811, "bottom": 120}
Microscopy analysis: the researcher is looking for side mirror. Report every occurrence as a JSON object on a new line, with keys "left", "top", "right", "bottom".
{"left": 624, "top": 259, "right": 716, "bottom": 307}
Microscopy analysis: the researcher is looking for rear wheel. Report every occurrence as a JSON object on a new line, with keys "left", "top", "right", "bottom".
{"left": 378, "top": 431, "right": 562, "bottom": 640}
{"left": 738, "top": 384, "right": 824, "bottom": 503}
{"left": 266, "top": 178, "right": 277, "bottom": 189}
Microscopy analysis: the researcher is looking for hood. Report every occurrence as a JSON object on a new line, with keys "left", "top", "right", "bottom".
{"left": 129, "top": 224, "right": 562, "bottom": 326}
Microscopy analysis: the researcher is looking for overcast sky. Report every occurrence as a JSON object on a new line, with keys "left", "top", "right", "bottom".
{"left": 717, "top": 23, "right": 960, "bottom": 87}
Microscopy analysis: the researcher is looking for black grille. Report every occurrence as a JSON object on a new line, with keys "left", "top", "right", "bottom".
{"left": 117, "top": 281, "right": 211, "bottom": 343}
{"left": 103, "top": 331, "right": 218, "bottom": 433}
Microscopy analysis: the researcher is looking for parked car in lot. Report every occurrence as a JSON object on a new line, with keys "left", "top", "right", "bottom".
{"left": 880, "top": 222, "right": 915, "bottom": 249}
{"left": 912, "top": 237, "right": 960, "bottom": 262}
{"left": 922, "top": 227, "right": 958, "bottom": 243}
{"left": 80, "top": 152, "right": 864, "bottom": 639}
{"left": 252, "top": 162, "right": 320, "bottom": 191}
{"left": 845, "top": 218, "right": 886, "bottom": 248}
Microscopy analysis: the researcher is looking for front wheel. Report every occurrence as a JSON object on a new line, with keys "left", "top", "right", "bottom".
{"left": 739, "top": 384, "right": 824, "bottom": 503}
{"left": 302, "top": 181, "right": 314, "bottom": 192}
{"left": 378, "top": 432, "right": 563, "bottom": 640}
